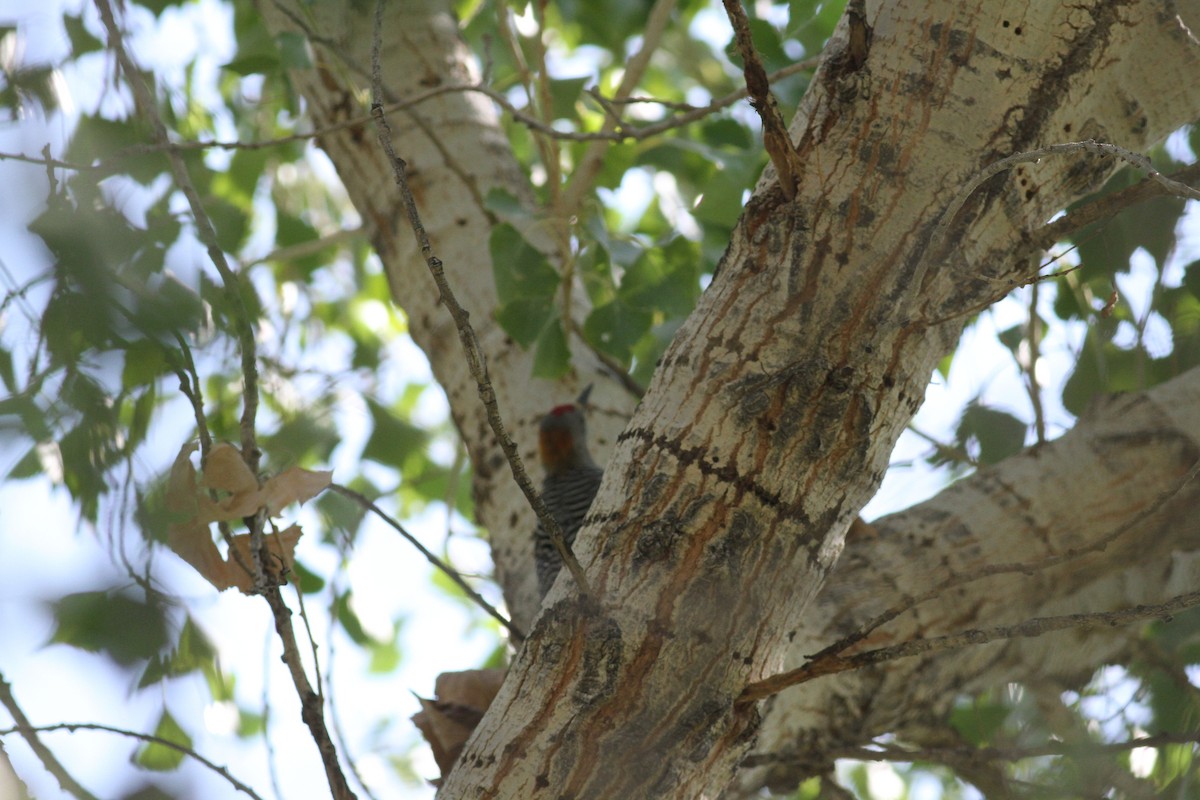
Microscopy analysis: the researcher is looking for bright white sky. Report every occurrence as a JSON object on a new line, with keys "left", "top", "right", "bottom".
{"left": 0, "top": 1, "right": 1197, "bottom": 799}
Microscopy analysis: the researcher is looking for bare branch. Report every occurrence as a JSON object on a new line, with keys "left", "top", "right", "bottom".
{"left": 1033, "top": 161, "right": 1200, "bottom": 250}
{"left": 93, "top": 0, "right": 261, "bottom": 473}
{"left": 560, "top": 0, "right": 677, "bottom": 215}
{"left": 826, "top": 731, "right": 1200, "bottom": 765}
{"left": 0, "top": 717, "right": 263, "bottom": 800}
{"left": 922, "top": 140, "right": 1200, "bottom": 291}
{"left": 739, "top": 589, "right": 1200, "bottom": 703}
{"left": 330, "top": 483, "right": 524, "bottom": 641}
{"left": 722, "top": 0, "right": 805, "bottom": 199}
{"left": 0, "top": 675, "right": 98, "bottom": 800}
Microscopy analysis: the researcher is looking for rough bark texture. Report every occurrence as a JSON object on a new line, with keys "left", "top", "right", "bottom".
{"left": 258, "top": 0, "right": 1200, "bottom": 796}
{"left": 736, "top": 365, "right": 1200, "bottom": 794}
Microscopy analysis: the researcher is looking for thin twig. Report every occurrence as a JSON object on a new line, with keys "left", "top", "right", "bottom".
{"left": 1025, "top": 281, "right": 1047, "bottom": 443}
{"left": 560, "top": 0, "right": 677, "bottom": 215}
{"left": 1032, "top": 161, "right": 1200, "bottom": 250}
{"left": 367, "top": 0, "right": 594, "bottom": 601}
{"left": 259, "top": 635, "right": 285, "bottom": 800}
{"left": 169, "top": 331, "right": 212, "bottom": 457}
{"left": 324, "top": 578, "right": 382, "bottom": 800}
{"left": 330, "top": 483, "right": 524, "bottom": 641}
{"left": 0, "top": 718, "right": 263, "bottom": 799}
{"left": 262, "top": 581, "right": 358, "bottom": 799}
{"left": 721, "top": 0, "right": 805, "bottom": 199}
{"left": 92, "top": 9, "right": 356, "bottom": 795}
{"left": 0, "top": 58, "right": 820, "bottom": 179}
{"left": 0, "top": 675, "right": 98, "bottom": 800}
{"left": 739, "top": 589, "right": 1200, "bottom": 704}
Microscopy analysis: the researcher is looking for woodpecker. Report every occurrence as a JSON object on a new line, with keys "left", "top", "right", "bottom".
{"left": 533, "top": 385, "right": 604, "bottom": 599}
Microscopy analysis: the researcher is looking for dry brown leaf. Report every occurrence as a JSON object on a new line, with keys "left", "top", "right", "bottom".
{"left": 260, "top": 466, "right": 332, "bottom": 516}
{"left": 163, "top": 442, "right": 325, "bottom": 593}
{"left": 411, "top": 668, "right": 506, "bottom": 782}
{"left": 201, "top": 443, "right": 258, "bottom": 494}
{"left": 224, "top": 524, "right": 304, "bottom": 593}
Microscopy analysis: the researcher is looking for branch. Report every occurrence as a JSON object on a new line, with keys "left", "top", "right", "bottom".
{"left": 92, "top": 10, "right": 357, "bottom": 795}
{"left": 722, "top": 0, "right": 805, "bottom": 199}
{"left": 0, "top": 675, "right": 97, "bottom": 800}
{"left": 0, "top": 718, "right": 262, "bottom": 799}
{"left": 329, "top": 483, "right": 524, "bottom": 641}
{"left": 560, "top": 0, "right": 676, "bottom": 215}
{"left": 262, "top": 580, "right": 358, "bottom": 799}
{"left": 921, "top": 140, "right": 1200, "bottom": 292}
{"left": 367, "top": 0, "right": 593, "bottom": 601}
{"left": 323, "top": 586, "right": 382, "bottom": 800}
{"left": 739, "top": 589, "right": 1200, "bottom": 704}
{"left": 93, "top": 0, "right": 261, "bottom": 472}
{"left": 1031, "top": 160, "right": 1200, "bottom": 250}
{"left": 826, "top": 731, "right": 1200, "bottom": 765}
{"left": 806, "top": 458, "right": 1200, "bottom": 666}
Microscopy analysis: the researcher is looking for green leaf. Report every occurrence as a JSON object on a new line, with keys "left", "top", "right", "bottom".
{"left": 136, "top": 0, "right": 185, "bottom": 15}
{"left": 276, "top": 31, "right": 312, "bottom": 70}
{"left": 264, "top": 410, "right": 340, "bottom": 465}
{"left": 363, "top": 398, "right": 429, "bottom": 468}
{"left": 532, "top": 317, "right": 571, "bottom": 379}
{"left": 123, "top": 340, "right": 169, "bottom": 387}
{"left": 139, "top": 616, "right": 217, "bottom": 688}
{"left": 333, "top": 591, "right": 373, "bottom": 646}
{"left": 368, "top": 633, "right": 403, "bottom": 674}
{"left": 66, "top": 116, "right": 161, "bottom": 183}
{"left": 957, "top": 403, "right": 1027, "bottom": 465}
{"left": 316, "top": 480, "right": 374, "bottom": 543}
{"left": 291, "top": 560, "right": 327, "bottom": 594}
{"left": 5, "top": 445, "right": 42, "bottom": 480}
{"left": 222, "top": 146, "right": 271, "bottom": 202}
{"left": 997, "top": 323, "right": 1025, "bottom": 353}
{"left": 205, "top": 196, "right": 249, "bottom": 253}
{"left": 495, "top": 297, "right": 556, "bottom": 349}
{"left": 584, "top": 300, "right": 652, "bottom": 362}
{"left": 63, "top": 15, "right": 103, "bottom": 56}
{"left": 1061, "top": 338, "right": 1144, "bottom": 416}
{"left": 133, "top": 710, "right": 190, "bottom": 771}
{"left": 1071, "top": 170, "right": 1186, "bottom": 280}
{"left": 950, "top": 698, "right": 1011, "bottom": 746}
{"left": 221, "top": 53, "right": 281, "bottom": 77}
{"left": 237, "top": 708, "right": 266, "bottom": 738}
{"left": 49, "top": 590, "right": 168, "bottom": 665}
{"left": 1183, "top": 259, "right": 1200, "bottom": 301}
{"left": 0, "top": 347, "right": 14, "bottom": 392}
{"left": 549, "top": 75, "right": 589, "bottom": 121}
{"left": 490, "top": 223, "right": 559, "bottom": 305}
{"left": 483, "top": 188, "right": 528, "bottom": 219}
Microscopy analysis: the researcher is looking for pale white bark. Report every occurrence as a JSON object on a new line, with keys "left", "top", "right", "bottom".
{"left": 256, "top": 1, "right": 630, "bottom": 631}
{"left": 738, "top": 365, "right": 1200, "bottom": 794}
{"left": 258, "top": 0, "right": 1200, "bottom": 796}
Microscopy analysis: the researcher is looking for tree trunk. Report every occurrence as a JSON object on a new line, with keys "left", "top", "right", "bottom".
{"left": 259, "top": 0, "right": 1200, "bottom": 796}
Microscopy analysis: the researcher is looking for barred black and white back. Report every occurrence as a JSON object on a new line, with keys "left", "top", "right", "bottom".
{"left": 533, "top": 463, "right": 604, "bottom": 598}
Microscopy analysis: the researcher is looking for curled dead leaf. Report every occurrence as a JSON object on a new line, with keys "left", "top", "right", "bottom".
{"left": 412, "top": 668, "right": 506, "bottom": 784}
{"left": 163, "top": 442, "right": 330, "bottom": 593}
